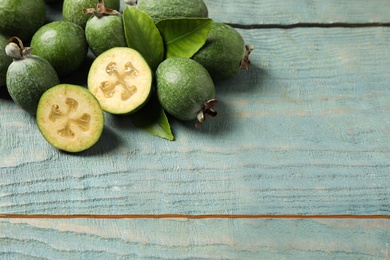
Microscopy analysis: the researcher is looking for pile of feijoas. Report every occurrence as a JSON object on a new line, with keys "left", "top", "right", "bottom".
{"left": 0, "top": 0, "right": 253, "bottom": 152}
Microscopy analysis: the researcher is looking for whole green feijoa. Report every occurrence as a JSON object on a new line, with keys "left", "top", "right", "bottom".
{"left": 5, "top": 37, "right": 60, "bottom": 115}
{"left": 0, "top": 0, "right": 46, "bottom": 42}
{"left": 137, "top": 0, "right": 208, "bottom": 22}
{"left": 63, "top": 0, "right": 120, "bottom": 29}
{"left": 156, "top": 57, "right": 217, "bottom": 127}
{"left": 84, "top": 1, "right": 127, "bottom": 57}
{"left": 192, "top": 22, "right": 252, "bottom": 81}
{"left": 0, "top": 35, "right": 13, "bottom": 87}
{"left": 30, "top": 21, "right": 88, "bottom": 77}
{"left": 36, "top": 84, "right": 104, "bottom": 153}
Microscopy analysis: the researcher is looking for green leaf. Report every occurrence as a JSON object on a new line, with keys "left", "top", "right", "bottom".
{"left": 130, "top": 95, "right": 174, "bottom": 141}
{"left": 156, "top": 18, "right": 213, "bottom": 59}
{"left": 123, "top": 6, "right": 164, "bottom": 71}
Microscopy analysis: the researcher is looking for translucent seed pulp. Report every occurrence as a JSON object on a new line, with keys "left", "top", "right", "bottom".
{"left": 48, "top": 97, "right": 91, "bottom": 139}
{"left": 99, "top": 61, "right": 139, "bottom": 101}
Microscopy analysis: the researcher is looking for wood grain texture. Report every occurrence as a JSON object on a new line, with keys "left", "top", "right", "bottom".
{"left": 1, "top": 218, "right": 389, "bottom": 259}
{"left": 1, "top": 26, "right": 389, "bottom": 215}
{"left": 45, "top": 1, "right": 390, "bottom": 26}
{"left": 204, "top": 0, "right": 390, "bottom": 25}
{"left": 2, "top": 1, "right": 390, "bottom": 259}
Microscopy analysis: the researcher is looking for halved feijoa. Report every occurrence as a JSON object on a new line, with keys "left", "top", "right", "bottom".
{"left": 87, "top": 47, "right": 152, "bottom": 114}
{"left": 36, "top": 84, "right": 104, "bottom": 153}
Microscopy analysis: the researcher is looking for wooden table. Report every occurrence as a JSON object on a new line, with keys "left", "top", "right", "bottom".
{"left": 1, "top": 0, "right": 390, "bottom": 258}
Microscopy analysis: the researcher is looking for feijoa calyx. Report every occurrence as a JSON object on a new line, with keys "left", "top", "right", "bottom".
{"left": 84, "top": 0, "right": 127, "bottom": 57}
{"left": 192, "top": 22, "right": 253, "bottom": 81}
{"left": 88, "top": 47, "right": 153, "bottom": 114}
{"left": 5, "top": 37, "right": 60, "bottom": 114}
{"left": 156, "top": 57, "right": 217, "bottom": 127}
{"left": 36, "top": 84, "right": 104, "bottom": 153}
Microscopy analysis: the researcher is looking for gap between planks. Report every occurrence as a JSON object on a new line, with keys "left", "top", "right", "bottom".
{"left": 228, "top": 22, "right": 390, "bottom": 29}
{"left": 0, "top": 214, "right": 389, "bottom": 219}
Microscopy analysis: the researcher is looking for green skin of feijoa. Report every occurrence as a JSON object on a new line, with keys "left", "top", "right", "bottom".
{"left": 0, "top": 35, "right": 12, "bottom": 87}
{"left": 85, "top": 13, "right": 127, "bottom": 57}
{"left": 30, "top": 21, "right": 88, "bottom": 77}
{"left": 156, "top": 57, "right": 215, "bottom": 121}
{"left": 45, "top": 0, "right": 63, "bottom": 3}
{"left": 0, "top": 0, "right": 46, "bottom": 42}
{"left": 137, "top": 0, "right": 208, "bottom": 22}
{"left": 63, "top": 0, "right": 120, "bottom": 29}
{"left": 192, "top": 22, "right": 246, "bottom": 81}
{"left": 6, "top": 55, "right": 60, "bottom": 115}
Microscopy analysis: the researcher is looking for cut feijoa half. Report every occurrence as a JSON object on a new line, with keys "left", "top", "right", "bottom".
{"left": 88, "top": 47, "right": 152, "bottom": 114}
{"left": 36, "top": 84, "right": 104, "bottom": 153}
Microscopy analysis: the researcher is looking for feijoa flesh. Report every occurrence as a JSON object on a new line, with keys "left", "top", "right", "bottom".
{"left": 137, "top": 0, "right": 208, "bottom": 22}
{"left": 5, "top": 37, "right": 60, "bottom": 114}
{"left": 156, "top": 57, "right": 217, "bottom": 127}
{"left": 30, "top": 21, "right": 88, "bottom": 77}
{"left": 88, "top": 47, "right": 153, "bottom": 114}
{"left": 192, "top": 22, "right": 252, "bottom": 81}
{"left": 84, "top": 0, "right": 127, "bottom": 57}
{"left": 36, "top": 84, "right": 104, "bottom": 153}
{"left": 0, "top": 0, "right": 46, "bottom": 41}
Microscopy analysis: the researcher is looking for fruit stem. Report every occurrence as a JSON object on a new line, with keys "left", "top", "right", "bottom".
{"left": 195, "top": 99, "right": 218, "bottom": 128}
{"left": 83, "top": 0, "right": 119, "bottom": 18}
{"left": 5, "top": 37, "right": 32, "bottom": 60}
{"left": 240, "top": 44, "right": 254, "bottom": 70}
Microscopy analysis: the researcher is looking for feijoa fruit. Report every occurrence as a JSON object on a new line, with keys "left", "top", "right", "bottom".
{"left": 30, "top": 21, "right": 88, "bottom": 77}
{"left": 63, "top": 0, "right": 120, "bottom": 29}
{"left": 5, "top": 37, "right": 60, "bottom": 114}
{"left": 192, "top": 22, "right": 253, "bottom": 81}
{"left": 137, "top": 0, "right": 208, "bottom": 22}
{"left": 88, "top": 47, "right": 153, "bottom": 114}
{"left": 84, "top": 0, "right": 127, "bottom": 57}
{"left": 0, "top": 0, "right": 46, "bottom": 42}
{"left": 36, "top": 84, "right": 104, "bottom": 153}
{"left": 156, "top": 57, "right": 217, "bottom": 127}
{"left": 0, "top": 35, "right": 12, "bottom": 87}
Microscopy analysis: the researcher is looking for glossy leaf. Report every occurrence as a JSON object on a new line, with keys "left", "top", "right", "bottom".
{"left": 123, "top": 6, "right": 164, "bottom": 71}
{"left": 156, "top": 18, "right": 213, "bottom": 58}
{"left": 130, "top": 95, "right": 174, "bottom": 141}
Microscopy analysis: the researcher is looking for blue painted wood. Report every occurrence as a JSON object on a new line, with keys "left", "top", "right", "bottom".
{"left": 0, "top": 218, "right": 389, "bottom": 259}
{"left": 2, "top": 0, "right": 390, "bottom": 259}
{"left": 2, "top": 25, "right": 390, "bottom": 215}
{"left": 204, "top": 0, "right": 390, "bottom": 25}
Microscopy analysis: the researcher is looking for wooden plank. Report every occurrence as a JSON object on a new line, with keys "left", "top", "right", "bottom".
{"left": 44, "top": 1, "right": 390, "bottom": 25}
{"left": 1, "top": 27, "right": 389, "bottom": 215}
{"left": 204, "top": 0, "right": 390, "bottom": 25}
{"left": 0, "top": 218, "right": 389, "bottom": 259}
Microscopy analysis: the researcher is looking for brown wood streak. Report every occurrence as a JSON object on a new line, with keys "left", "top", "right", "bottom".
{"left": 0, "top": 214, "right": 389, "bottom": 219}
